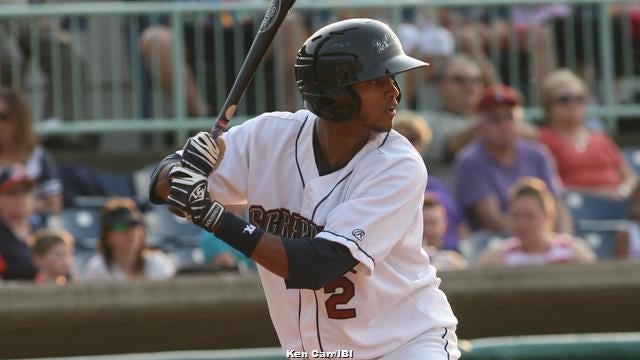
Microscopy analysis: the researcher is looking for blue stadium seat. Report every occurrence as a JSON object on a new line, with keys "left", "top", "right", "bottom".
{"left": 565, "top": 191, "right": 631, "bottom": 221}
{"left": 576, "top": 230, "right": 618, "bottom": 260}
{"left": 47, "top": 207, "right": 101, "bottom": 269}
{"left": 623, "top": 147, "right": 640, "bottom": 175}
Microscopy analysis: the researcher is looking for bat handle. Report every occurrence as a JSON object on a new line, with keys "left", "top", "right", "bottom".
{"left": 210, "top": 121, "right": 226, "bottom": 138}
{"left": 210, "top": 104, "right": 237, "bottom": 138}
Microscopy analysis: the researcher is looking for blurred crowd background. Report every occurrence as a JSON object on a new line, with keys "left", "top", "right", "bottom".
{"left": 0, "top": 0, "right": 639, "bottom": 288}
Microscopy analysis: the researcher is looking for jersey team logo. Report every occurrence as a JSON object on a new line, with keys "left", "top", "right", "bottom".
{"left": 352, "top": 229, "right": 365, "bottom": 242}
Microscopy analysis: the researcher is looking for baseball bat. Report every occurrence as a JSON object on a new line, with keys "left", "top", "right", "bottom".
{"left": 210, "top": 0, "right": 297, "bottom": 138}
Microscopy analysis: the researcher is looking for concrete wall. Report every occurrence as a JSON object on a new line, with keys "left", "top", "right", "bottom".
{"left": 1, "top": 262, "right": 640, "bottom": 358}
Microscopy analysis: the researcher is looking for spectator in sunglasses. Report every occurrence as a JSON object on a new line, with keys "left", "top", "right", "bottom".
{"left": 423, "top": 55, "right": 538, "bottom": 183}
{"left": 82, "top": 197, "right": 175, "bottom": 281}
{"left": 539, "top": 69, "right": 637, "bottom": 198}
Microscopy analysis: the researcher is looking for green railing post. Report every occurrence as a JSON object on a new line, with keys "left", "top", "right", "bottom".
{"left": 171, "top": 10, "right": 187, "bottom": 140}
{"left": 598, "top": 2, "right": 616, "bottom": 134}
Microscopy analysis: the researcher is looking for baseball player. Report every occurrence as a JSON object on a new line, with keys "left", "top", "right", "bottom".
{"left": 149, "top": 19, "right": 460, "bottom": 359}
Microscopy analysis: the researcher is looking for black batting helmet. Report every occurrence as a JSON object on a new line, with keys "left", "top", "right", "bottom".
{"left": 295, "top": 18, "right": 428, "bottom": 122}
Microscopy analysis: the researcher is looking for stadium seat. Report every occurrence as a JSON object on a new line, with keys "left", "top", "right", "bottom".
{"left": 564, "top": 191, "right": 631, "bottom": 221}
{"left": 576, "top": 230, "right": 618, "bottom": 260}
{"left": 47, "top": 207, "right": 101, "bottom": 269}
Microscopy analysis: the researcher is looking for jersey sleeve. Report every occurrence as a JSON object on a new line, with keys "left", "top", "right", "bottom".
{"left": 316, "top": 154, "right": 427, "bottom": 275}
{"left": 207, "top": 118, "right": 257, "bottom": 205}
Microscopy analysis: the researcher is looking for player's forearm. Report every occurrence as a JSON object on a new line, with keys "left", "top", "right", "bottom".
{"left": 252, "top": 232, "right": 289, "bottom": 278}
{"left": 149, "top": 153, "right": 181, "bottom": 204}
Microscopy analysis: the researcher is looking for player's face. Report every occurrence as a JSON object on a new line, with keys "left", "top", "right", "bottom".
{"left": 510, "top": 195, "right": 550, "bottom": 245}
{"left": 350, "top": 75, "right": 400, "bottom": 132}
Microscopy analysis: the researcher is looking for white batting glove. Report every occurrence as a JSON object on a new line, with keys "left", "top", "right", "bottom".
{"left": 167, "top": 165, "right": 225, "bottom": 231}
{"left": 181, "top": 132, "right": 226, "bottom": 176}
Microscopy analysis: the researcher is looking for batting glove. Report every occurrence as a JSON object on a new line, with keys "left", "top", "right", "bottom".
{"left": 181, "top": 132, "right": 226, "bottom": 176}
{"left": 167, "top": 165, "right": 225, "bottom": 232}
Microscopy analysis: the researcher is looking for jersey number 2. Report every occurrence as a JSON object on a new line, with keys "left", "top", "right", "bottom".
{"left": 324, "top": 276, "right": 356, "bottom": 319}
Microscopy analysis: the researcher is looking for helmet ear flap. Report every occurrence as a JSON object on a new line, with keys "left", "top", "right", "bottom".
{"left": 303, "top": 87, "right": 360, "bottom": 122}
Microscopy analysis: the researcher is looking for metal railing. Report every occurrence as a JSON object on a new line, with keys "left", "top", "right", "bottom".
{"left": 0, "top": 0, "right": 638, "bottom": 144}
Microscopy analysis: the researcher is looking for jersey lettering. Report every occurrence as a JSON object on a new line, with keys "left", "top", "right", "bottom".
{"left": 248, "top": 205, "right": 322, "bottom": 238}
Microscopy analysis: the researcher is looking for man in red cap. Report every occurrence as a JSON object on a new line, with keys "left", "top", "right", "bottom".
{"left": 454, "top": 85, "right": 571, "bottom": 234}
{"left": 0, "top": 165, "right": 38, "bottom": 280}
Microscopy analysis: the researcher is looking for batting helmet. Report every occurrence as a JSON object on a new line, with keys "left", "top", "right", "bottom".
{"left": 295, "top": 18, "right": 428, "bottom": 122}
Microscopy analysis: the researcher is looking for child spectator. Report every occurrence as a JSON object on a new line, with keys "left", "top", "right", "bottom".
{"left": 539, "top": 69, "right": 637, "bottom": 199}
{"left": 82, "top": 197, "right": 175, "bottom": 281}
{"left": 0, "top": 88, "right": 63, "bottom": 214}
{"left": 475, "top": 177, "right": 596, "bottom": 268}
{"left": 29, "top": 228, "right": 75, "bottom": 284}
{"left": 422, "top": 194, "right": 467, "bottom": 271}
{"left": 615, "top": 183, "right": 640, "bottom": 259}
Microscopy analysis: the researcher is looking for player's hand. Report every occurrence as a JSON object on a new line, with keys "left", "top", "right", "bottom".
{"left": 166, "top": 165, "right": 225, "bottom": 232}
{"left": 181, "top": 132, "right": 226, "bottom": 176}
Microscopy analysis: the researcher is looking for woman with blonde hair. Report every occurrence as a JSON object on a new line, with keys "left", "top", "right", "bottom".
{"left": 0, "top": 87, "right": 62, "bottom": 213}
{"left": 539, "top": 69, "right": 636, "bottom": 199}
{"left": 82, "top": 197, "right": 175, "bottom": 281}
{"left": 475, "top": 177, "right": 596, "bottom": 267}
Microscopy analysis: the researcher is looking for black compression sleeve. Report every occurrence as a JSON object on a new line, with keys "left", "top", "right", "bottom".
{"left": 211, "top": 213, "right": 359, "bottom": 290}
{"left": 283, "top": 237, "right": 359, "bottom": 290}
{"left": 148, "top": 153, "right": 181, "bottom": 204}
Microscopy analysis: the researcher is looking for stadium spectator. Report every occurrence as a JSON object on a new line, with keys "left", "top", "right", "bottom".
{"left": 0, "top": 87, "right": 63, "bottom": 214}
{"left": 615, "top": 182, "right": 640, "bottom": 259}
{"left": 0, "top": 1, "right": 86, "bottom": 122}
{"left": 475, "top": 177, "right": 596, "bottom": 267}
{"left": 0, "top": 165, "right": 38, "bottom": 280}
{"left": 82, "top": 197, "right": 175, "bottom": 281}
{"left": 422, "top": 55, "right": 538, "bottom": 177}
{"left": 393, "top": 110, "right": 470, "bottom": 250}
{"left": 454, "top": 85, "right": 571, "bottom": 234}
{"left": 422, "top": 194, "right": 467, "bottom": 271}
{"left": 539, "top": 69, "right": 637, "bottom": 199}
{"left": 29, "top": 228, "right": 75, "bottom": 284}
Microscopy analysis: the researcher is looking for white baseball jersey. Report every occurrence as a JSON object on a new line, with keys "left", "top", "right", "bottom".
{"left": 209, "top": 109, "right": 458, "bottom": 359}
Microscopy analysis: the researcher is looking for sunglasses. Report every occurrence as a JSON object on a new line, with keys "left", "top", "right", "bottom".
{"left": 111, "top": 220, "right": 142, "bottom": 232}
{"left": 446, "top": 75, "right": 483, "bottom": 86}
{"left": 552, "top": 94, "right": 586, "bottom": 105}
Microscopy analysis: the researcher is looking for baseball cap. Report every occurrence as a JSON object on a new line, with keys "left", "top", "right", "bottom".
{"left": 0, "top": 165, "right": 37, "bottom": 193}
{"left": 102, "top": 206, "right": 143, "bottom": 232}
{"left": 477, "top": 84, "right": 522, "bottom": 112}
